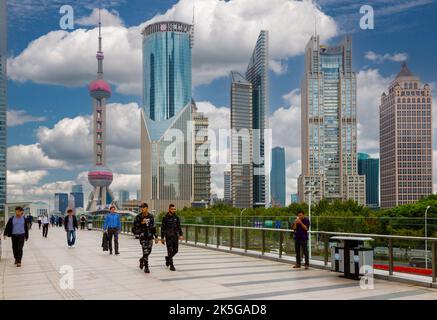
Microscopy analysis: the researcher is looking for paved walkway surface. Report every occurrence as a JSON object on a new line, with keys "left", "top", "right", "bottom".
{"left": 1, "top": 227, "right": 437, "bottom": 300}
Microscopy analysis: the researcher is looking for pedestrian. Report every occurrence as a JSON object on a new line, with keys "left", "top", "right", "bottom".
{"left": 50, "top": 215, "right": 55, "bottom": 227}
{"left": 64, "top": 209, "right": 78, "bottom": 248}
{"left": 133, "top": 203, "right": 158, "bottom": 274}
{"left": 80, "top": 215, "right": 86, "bottom": 230}
{"left": 3, "top": 207, "right": 29, "bottom": 267}
{"left": 26, "top": 215, "right": 33, "bottom": 230}
{"left": 103, "top": 206, "right": 121, "bottom": 255}
{"left": 160, "top": 204, "right": 183, "bottom": 271}
{"left": 58, "top": 216, "right": 63, "bottom": 227}
{"left": 37, "top": 215, "right": 42, "bottom": 230}
{"left": 41, "top": 214, "right": 49, "bottom": 238}
{"left": 291, "top": 210, "right": 310, "bottom": 270}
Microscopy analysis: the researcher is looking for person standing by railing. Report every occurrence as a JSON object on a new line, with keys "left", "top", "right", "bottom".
{"left": 133, "top": 203, "right": 159, "bottom": 274}
{"left": 41, "top": 214, "right": 50, "bottom": 238}
{"left": 3, "top": 207, "right": 29, "bottom": 267}
{"left": 160, "top": 204, "right": 183, "bottom": 271}
{"left": 104, "top": 206, "right": 121, "bottom": 255}
{"left": 291, "top": 210, "right": 310, "bottom": 270}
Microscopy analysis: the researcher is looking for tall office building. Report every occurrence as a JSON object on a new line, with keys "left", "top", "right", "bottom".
{"left": 0, "top": 0, "right": 7, "bottom": 223}
{"left": 358, "top": 153, "right": 379, "bottom": 208}
{"left": 380, "top": 63, "right": 433, "bottom": 208}
{"left": 290, "top": 194, "right": 299, "bottom": 204}
{"left": 192, "top": 104, "right": 211, "bottom": 204}
{"left": 86, "top": 12, "right": 116, "bottom": 211}
{"left": 298, "top": 36, "right": 365, "bottom": 205}
{"left": 223, "top": 171, "right": 231, "bottom": 204}
{"left": 118, "top": 190, "right": 130, "bottom": 206}
{"left": 246, "top": 30, "right": 269, "bottom": 208}
{"left": 70, "top": 184, "right": 84, "bottom": 209}
{"left": 230, "top": 71, "right": 253, "bottom": 209}
{"left": 271, "top": 146, "right": 286, "bottom": 207}
{"left": 54, "top": 193, "right": 69, "bottom": 214}
{"left": 136, "top": 189, "right": 141, "bottom": 201}
{"left": 141, "top": 21, "right": 210, "bottom": 212}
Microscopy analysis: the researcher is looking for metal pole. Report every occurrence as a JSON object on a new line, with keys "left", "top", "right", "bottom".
{"left": 308, "top": 191, "right": 312, "bottom": 260}
{"left": 432, "top": 241, "right": 436, "bottom": 284}
{"left": 425, "top": 206, "right": 430, "bottom": 270}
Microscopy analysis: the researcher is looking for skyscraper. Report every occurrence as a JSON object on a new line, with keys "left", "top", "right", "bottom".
{"left": 298, "top": 36, "right": 365, "bottom": 205}
{"left": 358, "top": 153, "right": 379, "bottom": 208}
{"left": 223, "top": 171, "right": 231, "bottom": 204}
{"left": 141, "top": 21, "right": 209, "bottom": 212}
{"left": 118, "top": 190, "right": 130, "bottom": 206}
{"left": 380, "top": 63, "right": 433, "bottom": 208}
{"left": 230, "top": 71, "right": 253, "bottom": 209}
{"left": 271, "top": 146, "right": 286, "bottom": 207}
{"left": 86, "top": 11, "right": 116, "bottom": 211}
{"left": 70, "top": 184, "right": 84, "bottom": 210}
{"left": 54, "top": 193, "right": 69, "bottom": 214}
{"left": 0, "top": 0, "right": 7, "bottom": 223}
{"left": 246, "top": 30, "right": 269, "bottom": 208}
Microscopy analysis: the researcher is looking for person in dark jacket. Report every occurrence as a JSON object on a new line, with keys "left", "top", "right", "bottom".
{"left": 3, "top": 207, "right": 29, "bottom": 267}
{"left": 291, "top": 210, "right": 310, "bottom": 269}
{"left": 160, "top": 204, "right": 183, "bottom": 271}
{"left": 64, "top": 209, "right": 78, "bottom": 248}
{"left": 133, "top": 203, "right": 159, "bottom": 273}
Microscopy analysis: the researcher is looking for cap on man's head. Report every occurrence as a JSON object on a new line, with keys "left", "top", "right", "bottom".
{"left": 140, "top": 202, "right": 148, "bottom": 209}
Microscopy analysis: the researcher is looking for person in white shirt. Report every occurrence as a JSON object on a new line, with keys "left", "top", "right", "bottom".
{"left": 42, "top": 214, "right": 50, "bottom": 238}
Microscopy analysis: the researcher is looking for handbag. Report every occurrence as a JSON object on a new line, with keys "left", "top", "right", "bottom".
{"left": 101, "top": 232, "right": 109, "bottom": 251}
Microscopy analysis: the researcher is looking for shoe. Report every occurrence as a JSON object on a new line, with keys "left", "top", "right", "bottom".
{"left": 165, "top": 256, "right": 170, "bottom": 267}
{"left": 293, "top": 265, "right": 301, "bottom": 269}
{"left": 139, "top": 258, "right": 144, "bottom": 270}
{"left": 304, "top": 265, "right": 309, "bottom": 270}
{"left": 17, "top": 263, "right": 21, "bottom": 267}
{"left": 109, "top": 251, "right": 113, "bottom": 255}
{"left": 14, "top": 260, "right": 17, "bottom": 265}
{"left": 169, "top": 264, "right": 176, "bottom": 271}
{"left": 115, "top": 252, "right": 120, "bottom": 255}
{"left": 144, "top": 266, "right": 150, "bottom": 274}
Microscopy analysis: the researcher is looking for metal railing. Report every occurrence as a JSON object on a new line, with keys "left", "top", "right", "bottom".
{"left": 92, "top": 220, "right": 437, "bottom": 283}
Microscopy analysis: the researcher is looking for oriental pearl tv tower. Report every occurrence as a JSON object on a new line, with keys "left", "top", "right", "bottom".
{"left": 86, "top": 11, "right": 117, "bottom": 211}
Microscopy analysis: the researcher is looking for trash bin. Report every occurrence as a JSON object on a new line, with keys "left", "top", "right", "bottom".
{"left": 88, "top": 222, "right": 93, "bottom": 230}
{"left": 330, "top": 236, "right": 374, "bottom": 280}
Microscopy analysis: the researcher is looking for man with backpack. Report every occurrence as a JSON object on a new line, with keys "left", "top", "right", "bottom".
{"left": 133, "top": 203, "right": 158, "bottom": 273}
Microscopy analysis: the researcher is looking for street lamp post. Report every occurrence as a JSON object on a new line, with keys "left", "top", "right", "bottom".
{"left": 305, "top": 187, "right": 319, "bottom": 260}
{"left": 425, "top": 205, "right": 431, "bottom": 269}
{"left": 240, "top": 208, "right": 247, "bottom": 248}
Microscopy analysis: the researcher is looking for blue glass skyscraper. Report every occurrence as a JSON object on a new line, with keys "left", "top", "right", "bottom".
{"left": 358, "top": 153, "right": 380, "bottom": 208}
{"left": 271, "top": 147, "right": 286, "bottom": 207}
{"left": 55, "top": 193, "right": 69, "bottom": 214}
{"left": 0, "top": 1, "right": 6, "bottom": 222}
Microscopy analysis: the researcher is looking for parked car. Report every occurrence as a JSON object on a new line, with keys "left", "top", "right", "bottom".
{"left": 409, "top": 257, "right": 432, "bottom": 268}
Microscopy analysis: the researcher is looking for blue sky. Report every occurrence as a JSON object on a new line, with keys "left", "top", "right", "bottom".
{"left": 5, "top": 0, "right": 437, "bottom": 203}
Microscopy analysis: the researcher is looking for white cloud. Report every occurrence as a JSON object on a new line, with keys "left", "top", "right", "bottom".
{"left": 8, "top": 144, "right": 66, "bottom": 170}
{"left": 8, "top": 0, "right": 337, "bottom": 94}
{"left": 76, "top": 8, "right": 124, "bottom": 27}
{"left": 365, "top": 51, "right": 408, "bottom": 63}
{"left": 7, "top": 109, "right": 46, "bottom": 127}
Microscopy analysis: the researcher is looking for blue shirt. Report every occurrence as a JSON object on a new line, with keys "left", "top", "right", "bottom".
{"left": 104, "top": 213, "right": 122, "bottom": 230}
{"left": 12, "top": 216, "right": 26, "bottom": 235}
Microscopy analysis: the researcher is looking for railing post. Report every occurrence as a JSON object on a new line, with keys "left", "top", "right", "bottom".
{"left": 245, "top": 228, "right": 249, "bottom": 253}
{"left": 262, "top": 229, "right": 266, "bottom": 255}
{"left": 432, "top": 241, "right": 436, "bottom": 284}
{"left": 185, "top": 225, "right": 188, "bottom": 243}
{"left": 205, "top": 226, "right": 209, "bottom": 246}
{"left": 324, "top": 234, "right": 329, "bottom": 266}
{"left": 279, "top": 231, "right": 283, "bottom": 259}
{"left": 216, "top": 227, "right": 220, "bottom": 248}
{"left": 388, "top": 238, "right": 394, "bottom": 276}
{"left": 195, "top": 225, "right": 198, "bottom": 245}
{"left": 230, "top": 228, "right": 233, "bottom": 251}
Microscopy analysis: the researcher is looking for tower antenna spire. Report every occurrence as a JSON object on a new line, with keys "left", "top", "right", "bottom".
{"left": 96, "top": 5, "right": 104, "bottom": 79}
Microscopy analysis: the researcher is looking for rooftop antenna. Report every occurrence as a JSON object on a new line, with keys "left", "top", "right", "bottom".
{"left": 190, "top": 0, "right": 195, "bottom": 48}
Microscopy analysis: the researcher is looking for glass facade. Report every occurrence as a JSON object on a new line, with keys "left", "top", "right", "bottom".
{"left": 271, "top": 147, "right": 286, "bottom": 207}
{"left": 54, "top": 193, "right": 69, "bottom": 214}
{"left": 299, "top": 36, "right": 365, "bottom": 205}
{"left": 246, "top": 30, "right": 269, "bottom": 207}
{"left": 358, "top": 153, "right": 380, "bottom": 208}
{"left": 0, "top": 1, "right": 6, "bottom": 224}
{"left": 142, "top": 21, "right": 192, "bottom": 122}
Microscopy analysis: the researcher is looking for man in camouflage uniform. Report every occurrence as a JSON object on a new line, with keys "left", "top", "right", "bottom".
{"left": 133, "top": 203, "right": 158, "bottom": 273}
{"left": 160, "top": 204, "right": 183, "bottom": 271}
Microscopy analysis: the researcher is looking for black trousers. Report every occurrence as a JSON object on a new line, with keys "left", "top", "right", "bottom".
{"left": 107, "top": 228, "right": 119, "bottom": 253}
{"left": 42, "top": 224, "right": 49, "bottom": 237}
{"left": 11, "top": 234, "right": 25, "bottom": 263}
{"left": 38, "top": 221, "right": 42, "bottom": 229}
{"left": 80, "top": 222, "right": 85, "bottom": 230}
{"left": 165, "top": 235, "right": 179, "bottom": 264}
{"left": 295, "top": 239, "right": 309, "bottom": 266}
